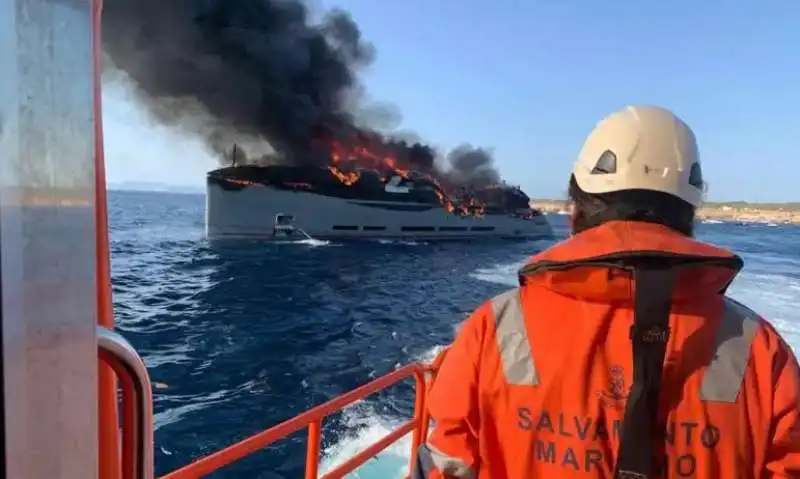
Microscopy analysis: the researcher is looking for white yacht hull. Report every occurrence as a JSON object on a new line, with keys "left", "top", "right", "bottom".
{"left": 205, "top": 183, "right": 554, "bottom": 241}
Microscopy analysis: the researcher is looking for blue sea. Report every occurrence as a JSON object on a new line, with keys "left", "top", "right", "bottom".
{"left": 108, "top": 190, "right": 800, "bottom": 478}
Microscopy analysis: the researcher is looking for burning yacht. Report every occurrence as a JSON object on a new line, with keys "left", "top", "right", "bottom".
{"left": 205, "top": 145, "right": 554, "bottom": 240}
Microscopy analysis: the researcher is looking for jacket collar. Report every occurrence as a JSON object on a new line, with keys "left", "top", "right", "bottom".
{"left": 519, "top": 221, "right": 743, "bottom": 301}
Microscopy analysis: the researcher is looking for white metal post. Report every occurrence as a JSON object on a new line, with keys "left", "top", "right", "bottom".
{"left": 0, "top": 0, "right": 99, "bottom": 477}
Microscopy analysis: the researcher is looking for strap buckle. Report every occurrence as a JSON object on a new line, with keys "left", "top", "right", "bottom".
{"left": 629, "top": 324, "right": 670, "bottom": 345}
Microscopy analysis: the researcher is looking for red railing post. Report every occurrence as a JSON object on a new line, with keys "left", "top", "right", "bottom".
{"left": 305, "top": 420, "right": 322, "bottom": 479}
{"left": 161, "top": 363, "right": 437, "bottom": 479}
{"left": 408, "top": 370, "right": 428, "bottom": 472}
{"left": 93, "top": 0, "right": 123, "bottom": 477}
{"left": 98, "top": 327, "right": 156, "bottom": 479}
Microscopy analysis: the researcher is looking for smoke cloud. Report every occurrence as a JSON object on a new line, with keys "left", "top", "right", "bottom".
{"left": 101, "top": 0, "right": 504, "bottom": 187}
{"left": 446, "top": 145, "right": 501, "bottom": 188}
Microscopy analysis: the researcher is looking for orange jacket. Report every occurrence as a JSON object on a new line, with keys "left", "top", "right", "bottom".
{"left": 413, "top": 221, "right": 800, "bottom": 479}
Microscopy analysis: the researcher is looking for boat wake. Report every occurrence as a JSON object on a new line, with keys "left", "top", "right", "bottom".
{"left": 270, "top": 237, "right": 335, "bottom": 247}
{"left": 293, "top": 238, "right": 332, "bottom": 247}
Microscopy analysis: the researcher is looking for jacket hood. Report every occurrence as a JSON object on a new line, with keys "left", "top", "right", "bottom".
{"left": 519, "top": 221, "right": 743, "bottom": 302}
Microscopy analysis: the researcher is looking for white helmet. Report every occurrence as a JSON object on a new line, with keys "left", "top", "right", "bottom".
{"left": 572, "top": 105, "right": 705, "bottom": 207}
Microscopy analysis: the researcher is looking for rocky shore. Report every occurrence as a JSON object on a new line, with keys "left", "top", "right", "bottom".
{"left": 531, "top": 200, "right": 800, "bottom": 225}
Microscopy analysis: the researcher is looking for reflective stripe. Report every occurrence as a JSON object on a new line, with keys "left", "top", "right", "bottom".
{"left": 700, "top": 297, "right": 760, "bottom": 402}
{"left": 416, "top": 443, "right": 476, "bottom": 479}
{"left": 491, "top": 289, "right": 539, "bottom": 386}
{"left": 489, "top": 289, "right": 756, "bottom": 397}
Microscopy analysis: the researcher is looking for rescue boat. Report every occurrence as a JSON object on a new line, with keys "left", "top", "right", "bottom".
{"left": 1, "top": 1, "right": 437, "bottom": 477}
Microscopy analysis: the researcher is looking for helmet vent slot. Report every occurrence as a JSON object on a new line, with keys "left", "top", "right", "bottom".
{"left": 591, "top": 150, "right": 618, "bottom": 174}
{"left": 688, "top": 162, "right": 704, "bottom": 189}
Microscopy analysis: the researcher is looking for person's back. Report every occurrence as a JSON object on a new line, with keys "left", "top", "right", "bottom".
{"left": 413, "top": 106, "right": 800, "bottom": 478}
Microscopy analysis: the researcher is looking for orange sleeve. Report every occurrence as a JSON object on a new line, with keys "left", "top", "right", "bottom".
{"left": 764, "top": 337, "right": 800, "bottom": 477}
{"left": 412, "top": 305, "right": 488, "bottom": 479}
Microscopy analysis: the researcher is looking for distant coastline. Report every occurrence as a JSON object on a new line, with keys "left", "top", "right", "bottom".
{"left": 108, "top": 181, "right": 204, "bottom": 195}
{"left": 531, "top": 199, "right": 800, "bottom": 225}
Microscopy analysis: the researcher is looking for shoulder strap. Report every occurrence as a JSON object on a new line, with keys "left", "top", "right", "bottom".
{"left": 614, "top": 267, "right": 674, "bottom": 478}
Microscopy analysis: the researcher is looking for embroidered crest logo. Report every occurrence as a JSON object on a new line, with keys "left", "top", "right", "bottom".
{"left": 597, "top": 365, "right": 630, "bottom": 410}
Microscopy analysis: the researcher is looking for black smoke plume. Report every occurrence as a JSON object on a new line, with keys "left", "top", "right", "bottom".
{"left": 101, "top": 0, "right": 504, "bottom": 187}
{"left": 446, "top": 145, "right": 501, "bottom": 188}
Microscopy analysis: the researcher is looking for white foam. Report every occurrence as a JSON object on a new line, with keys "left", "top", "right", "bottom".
{"left": 319, "top": 345, "right": 444, "bottom": 478}
{"left": 468, "top": 239, "right": 555, "bottom": 286}
{"left": 320, "top": 403, "right": 412, "bottom": 479}
{"left": 726, "top": 271, "right": 800, "bottom": 348}
{"left": 295, "top": 238, "right": 332, "bottom": 247}
{"left": 417, "top": 345, "right": 446, "bottom": 364}
{"left": 470, "top": 260, "right": 525, "bottom": 287}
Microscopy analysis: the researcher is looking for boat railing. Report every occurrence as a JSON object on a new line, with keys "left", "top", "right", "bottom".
{"left": 159, "top": 362, "right": 433, "bottom": 479}
{"left": 97, "top": 326, "right": 156, "bottom": 479}
{"left": 99, "top": 322, "right": 435, "bottom": 479}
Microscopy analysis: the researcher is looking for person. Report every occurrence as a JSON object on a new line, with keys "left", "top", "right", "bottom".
{"left": 412, "top": 105, "right": 800, "bottom": 478}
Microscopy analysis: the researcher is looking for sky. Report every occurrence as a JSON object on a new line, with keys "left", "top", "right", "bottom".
{"left": 103, "top": 0, "right": 800, "bottom": 202}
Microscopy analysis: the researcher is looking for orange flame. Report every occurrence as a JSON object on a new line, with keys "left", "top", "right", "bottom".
{"left": 324, "top": 136, "right": 486, "bottom": 217}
